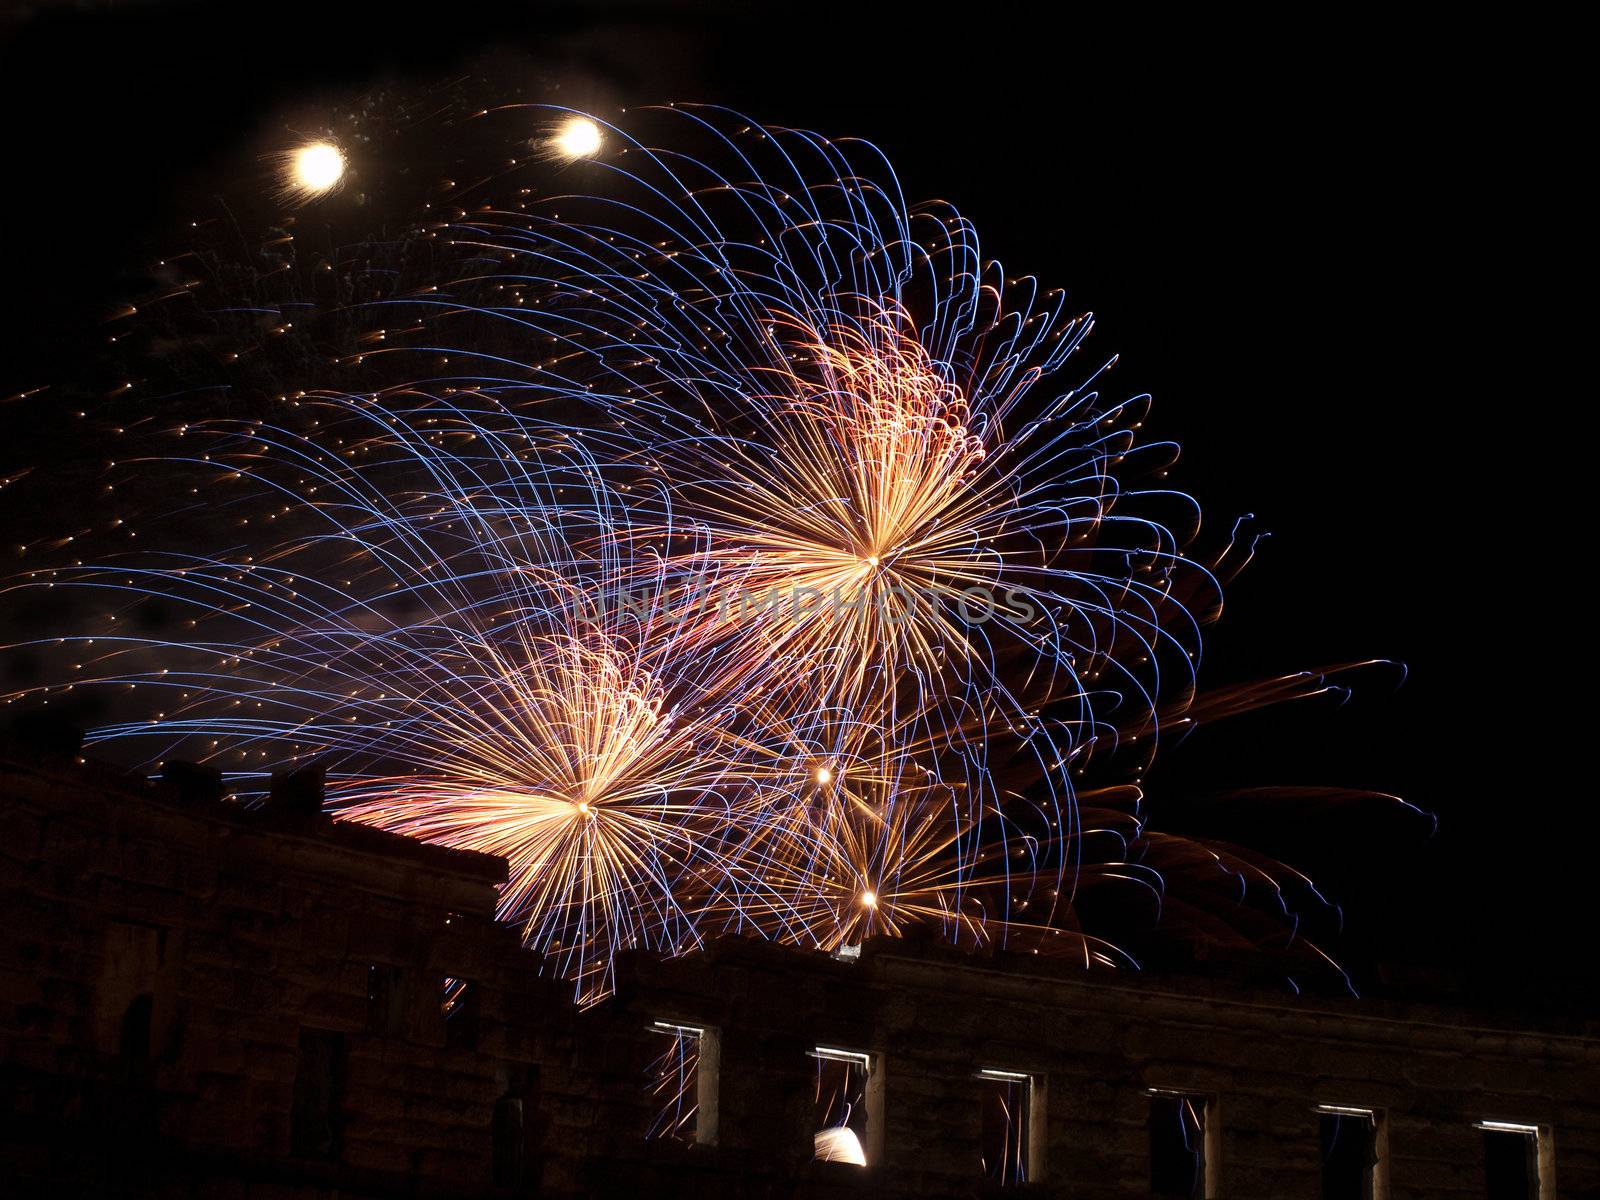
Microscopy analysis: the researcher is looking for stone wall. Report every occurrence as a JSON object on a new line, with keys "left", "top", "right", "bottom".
{"left": 597, "top": 942, "right": 1600, "bottom": 1197}
{"left": 0, "top": 748, "right": 568, "bottom": 1197}
{"left": 3, "top": 746, "right": 1596, "bottom": 1198}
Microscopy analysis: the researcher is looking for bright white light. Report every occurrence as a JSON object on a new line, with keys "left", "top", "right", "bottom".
{"left": 651, "top": 1020, "right": 704, "bottom": 1037}
{"left": 553, "top": 116, "right": 603, "bottom": 160}
{"left": 814, "top": 765, "right": 832, "bottom": 784}
{"left": 1477, "top": 1120, "right": 1540, "bottom": 1135}
{"left": 812, "top": 1046, "right": 871, "bottom": 1067}
{"left": 859, "top": 889, "right": 877, "bottom": 909}
{"left": 814, "top": 1126, "right": 866, "bottom": 1166}
{"left": 290, "top": 142, "right": 345, "bottom": 196}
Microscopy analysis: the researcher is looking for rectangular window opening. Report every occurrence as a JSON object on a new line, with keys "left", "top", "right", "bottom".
{"left": 290, "top": 1029, "right": 346, "bottom": 1161}
{"left": 119, "top": 992, "right": 154, "bottom": 1065}
{"left": 366, "top": 963, "right": 408, "bottom": 1037}
{"left": 492, "top": 1096, "right": 524, "bottom": 1187}
{"left": 812, "top": 1046, "right": 872, "bottom": 1166}
{"left": 1150, "top": 1090, "right": 1209, "bottom": 1198}
{"left": 98, "top": 921, "right": 168, "bottom": 1058}
{"left": 1479, "top": 1121, "right": 1543, "bottom": 1200}
{"left": 646, "top": 1021, "right": 708, "bottom": 1145}
{"left": 1318, "top": 1106, "right": 1379, "bottom": 1200}
{"left": 441, "top": 977, "right": 480, "bottom": 1049}
{"left": 979, "top": 1069, "right": 1036, "bottom": 1186}
{"left": 491, "top": 1065, "right": 536, "bottom": 1187}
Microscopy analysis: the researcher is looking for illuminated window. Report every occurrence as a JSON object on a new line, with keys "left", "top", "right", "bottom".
{"left": 1318, "top": 1106, "right": 1379, "bottom": 1200}
{"left": 1150, "top": 1091, "right": 1210, "bottom": 1198}
{"left": 979, "top": 1069, "right": 1041, "bottom": 1185}
{"left": 1479, "top": 1121, "right": 1546, "bottom": 1199}
{"left": 646, "top": 1021, "right": 718, "bottom": 1146}
{"left": 812, "top": 1046, "right": 873, "bottom": 1166}
{"left": 440, "top": 977, "right": 479, "bottom": 1049}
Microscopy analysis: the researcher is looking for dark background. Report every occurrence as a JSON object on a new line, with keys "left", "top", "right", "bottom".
{"left": 0, "top": 2, "right": 1575, "bottom": 1003}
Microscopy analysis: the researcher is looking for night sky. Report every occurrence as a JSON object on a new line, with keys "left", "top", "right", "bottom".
{"left": 0, "top": 2, "right": 1577, "bottom": 1005}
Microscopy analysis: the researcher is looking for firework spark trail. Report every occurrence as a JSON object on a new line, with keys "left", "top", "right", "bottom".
{"left": 422, "top": 108, "right": 1214, "bottom": 745}
{"left": 0, "top": 105, "right": 1420, "bottom": 1000}
{"left": 4, "top": 391, "right": 860, "bottom": 1000}
{"left": 6, "top": 380, "right": 1088, "bottom": 998}
{"left": 405, "top": 105, "right": 1228, "bottom": 957}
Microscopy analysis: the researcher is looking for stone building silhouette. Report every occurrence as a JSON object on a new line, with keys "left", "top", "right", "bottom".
{"left": 2, "top": 741, "right": 1595, "bottom": 1197}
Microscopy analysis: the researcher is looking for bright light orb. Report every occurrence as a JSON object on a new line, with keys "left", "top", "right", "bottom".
{"left": 553, "top": 116, "right": 603, "bottom": 160}
{"left": 815, "top": 766, "right": 832, "bottom": 785}
{"left": 860, "top": 889, "right": 877, "bottom": 909}
{"left": 291, "top": 141, "right": 345, "bottom": 196}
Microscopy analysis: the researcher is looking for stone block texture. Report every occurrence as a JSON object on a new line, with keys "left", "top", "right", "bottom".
{"left": 3, "top": 748, "right": 1596, "bottom": 1198}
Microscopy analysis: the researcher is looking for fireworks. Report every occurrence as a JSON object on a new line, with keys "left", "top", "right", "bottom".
{"left": 281, "top": 139, "right": 346, "bottom": 203}
{"left": 549, "top": 114, "right": 604, "bottom": 160}
{"left": 0, "top": 104, "right": 1414, "bottom": 1001}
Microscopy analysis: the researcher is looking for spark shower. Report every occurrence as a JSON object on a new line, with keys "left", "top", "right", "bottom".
{"left": 0, "top": 105, "right": 1414, "bottom": 1003}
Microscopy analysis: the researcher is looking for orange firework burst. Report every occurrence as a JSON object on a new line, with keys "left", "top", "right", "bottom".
{"left": 676, "top": 308, "right": 993, "bottom": 705}
{"left": 0, "top": 104, "right": 1423, "bottom": 1008}
{"left": 331, "top": 635, "right": 721, "bottom": 998}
